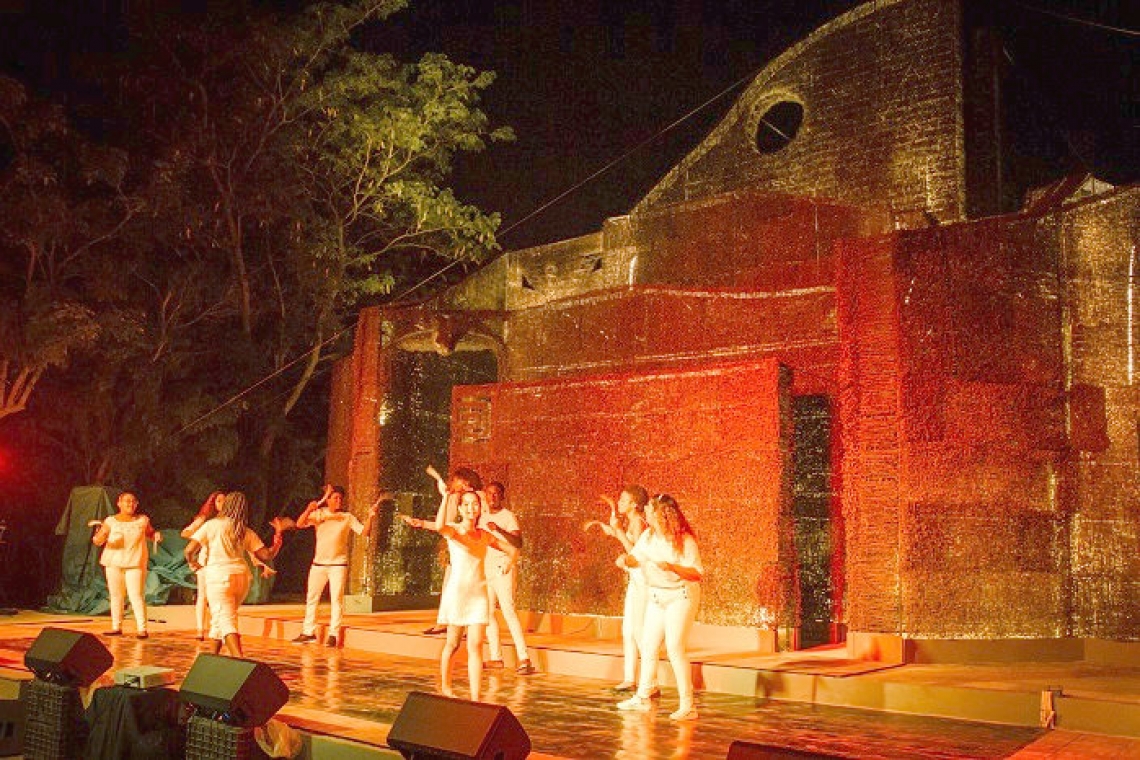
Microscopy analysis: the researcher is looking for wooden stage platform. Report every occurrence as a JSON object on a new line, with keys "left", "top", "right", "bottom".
{"left": 2, "top": 605, "right": 1139, "bottom": 758}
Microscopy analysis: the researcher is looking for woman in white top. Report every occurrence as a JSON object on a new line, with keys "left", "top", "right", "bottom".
{"left": 401, "top": 489, "right": 518, "bottom": 701}
{"left": 181, "top": 490, "right": 224, "bottom": 641}
{"left": 184, "top": 491, "right": 283, "bottom": 657}
{"left": 595, "top": 484, "right": 652, "bottom": 694}
{"left": 616, "top": 493, "right": 703, "bottom": 721}
{"left": 92, "top": 491, "right": 161, "bottom": 638}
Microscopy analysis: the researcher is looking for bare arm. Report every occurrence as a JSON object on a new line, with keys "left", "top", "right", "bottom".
{"left": 184, "top": 539, "right": 203, "bottom": 571}
{"left": 180, "top": 517, "right": 204, "bottom": 539}
{"left": 296, "top": 485, "right": 333, "bottom": 529}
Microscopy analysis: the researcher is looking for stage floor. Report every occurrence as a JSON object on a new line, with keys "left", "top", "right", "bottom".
{"left": 0, "top": 609, "right": 1062, "bottom": 759}
{"left": 0, "top": 610, "right": 1053, "bottom": 760}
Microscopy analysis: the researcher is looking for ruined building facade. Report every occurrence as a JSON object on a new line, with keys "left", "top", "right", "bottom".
{"left": 328, "top": 0, "right": 1140, "bottom": 658}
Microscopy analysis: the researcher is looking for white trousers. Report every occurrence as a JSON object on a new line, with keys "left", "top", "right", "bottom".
{"left": 195, "top": 568, "right": 211, "bottom": 634}
{"left": 485, "top": 561, "right": 529, "bottom": 661}
{"left": 638, "top": 584, "right": 700, "bottom": 706}
{"left": 206, "top": 571, "right": 251, "bottom": 639}
{"left": 622, "top": 578, "right": 650, "bottom": 685}
{"left": 303, "top": 564, "right": 348, "bottom": 636}
{"left": 105, "top": 566, "right": 147, "bottom": 632}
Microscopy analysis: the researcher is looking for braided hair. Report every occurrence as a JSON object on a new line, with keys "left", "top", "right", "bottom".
{"left": 219, "top": 491, "right": 250, "bottom": 556}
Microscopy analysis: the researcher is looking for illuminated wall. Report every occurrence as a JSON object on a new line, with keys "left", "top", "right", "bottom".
{"left": 326, "top": 0, "right": 1140, "bottom": 643}
{"left": 448, "top": 359, "right": 795, "bottom": 628}
{"left": 837, "top": 189, "right": 1140, "bottom": 639}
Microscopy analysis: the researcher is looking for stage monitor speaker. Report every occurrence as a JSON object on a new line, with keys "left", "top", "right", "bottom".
{"left": 727, "top": 740, "right": 843, "bottom": 759}
{"left": 388, "top": 691, "right": 530, "bottom": 760}
{"left": 179, "top": 653, "right": 288, "bottom": 728}
{"left": 24, "top": 627, "right": 113, "bottom": 687}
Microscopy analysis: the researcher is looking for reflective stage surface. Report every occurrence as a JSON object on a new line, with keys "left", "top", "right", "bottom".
{"left": 0, "top": 618, "right": 1048, "bottom": 759}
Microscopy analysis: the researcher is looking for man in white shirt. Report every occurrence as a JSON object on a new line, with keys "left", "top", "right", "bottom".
{"left": 479, "top": 482, "right": 535, "bottom": 675}
{"left": 292, "top": 485, "right": 379, "bottom": 647}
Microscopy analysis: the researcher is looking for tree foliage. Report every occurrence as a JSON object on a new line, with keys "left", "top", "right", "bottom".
{"left": 0, "top": 0, "right": 510, "bottom": 530}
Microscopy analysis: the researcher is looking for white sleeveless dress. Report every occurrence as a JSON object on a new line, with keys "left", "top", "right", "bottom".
{"left": 437, "top": 528, "right": 491, "bottom": 626}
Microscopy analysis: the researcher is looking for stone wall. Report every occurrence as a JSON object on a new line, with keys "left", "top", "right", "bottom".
{"left": 837, "top": 188, "right": 1140, "bottom": 639}
{"left": 449, "top": 359, "right": 795, "bottom": 627}
{"left": 638, "top": 0, "right": 966, "bottom": 228}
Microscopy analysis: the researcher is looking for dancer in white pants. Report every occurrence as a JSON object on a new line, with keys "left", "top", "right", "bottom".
{"left": 479, "top": 482, "right": 535, "bottom": 675}
{"left": 594, "top": 484, "right": 651, "bottom": 693}
{"left": 184, "top": 491, "right": 283, "bottom": 657}
{"left": 401, "top": 489, "right": 517, "bottom": 701}
{"left": 93, "top": 491, "right": 160, "bottom": 639}
{"left": 293, "top": 485, "right": 379, "bottom": 647}
{"left": 616, "top": 494, "right": 703, "bottom": 721}
{"left": 181, "top": 490, "right": 224, "bottom": 640}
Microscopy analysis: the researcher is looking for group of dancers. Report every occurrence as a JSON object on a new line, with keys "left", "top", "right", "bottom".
{"left": 91, "top": 489, "right": 285, "bottom": 656}
{"left": 91, "top": 470, "right": 704, "bottom": 721}
{"left": 402, "top": 471, "right": 704, "bottom": 721}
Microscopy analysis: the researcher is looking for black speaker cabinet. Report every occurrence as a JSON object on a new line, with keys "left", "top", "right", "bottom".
{"left": 388, "top": 691, "right": 530, "bottom": 760}
{"left": 20, "top": 679, "right": 86, "bottom": 760}
{"left": 727, "top": 740, "right": 843, "bottom": 759}
{"left": 185, "top": 714, "right": 269, "bottom": 760}
{"left": 179, "top": 654, "right": 288, "bottom": 728}
{"left": 0, "top": 698, "right": 23, "bottom": 757}
{"left": 24, "top": 627, "right": 113, "bottom": 688}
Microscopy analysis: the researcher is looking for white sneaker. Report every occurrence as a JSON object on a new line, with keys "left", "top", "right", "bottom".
{"left": 670, "top": 704, "right": 698, "bottom": 721}
{"left": 616, "top": 695, "right": 651, "bottom": 712}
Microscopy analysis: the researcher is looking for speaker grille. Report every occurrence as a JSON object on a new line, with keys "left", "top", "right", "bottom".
{"left": 21, "top": 679, "right": 85, "bottom": 760}
{"left": 186, "top": 714, "right": 260, "bottom": 760}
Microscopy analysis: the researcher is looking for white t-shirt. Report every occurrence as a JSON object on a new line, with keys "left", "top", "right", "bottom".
{"left": 631, "top": 531, "right": 702, "bottom": 589}
{"left": 191, "top": 517, "right": 265, "bottom": 578}
{"left": 99, "top": 515, "right": 152, "bottom": 569}
{"left": 308, "top": 508, "right": 364, "bottom": 565}
{"left": 478, "top": 507, "right": 519, "bottom": 571}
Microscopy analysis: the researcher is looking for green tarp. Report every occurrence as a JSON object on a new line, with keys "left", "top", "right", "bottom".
{"left": 44, "top": 485, "right": 273, "bottom": 614}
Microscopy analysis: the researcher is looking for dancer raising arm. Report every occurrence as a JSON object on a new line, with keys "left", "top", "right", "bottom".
{"left": 184, "top": 492, "right": 284, "bottom": 657}
{"left": 92, "top": 491, "right": 161, "bottom": 639}
{"left": 292, "top": 485, "right": 381, "bottom": 647}
{"left": 182, "top": 491, "right": 225, "bottom": 641}
{"left": 401, "top": 488, "right": 517, "bottom": 702}
{"left": 422, "top": 465, "right": 483, "bottom": 636}
{"left": 615, "top": 493, "right": 703, "bottom": 721}
{"left": 591, "top": 485, "right": 652, "bottom": 694}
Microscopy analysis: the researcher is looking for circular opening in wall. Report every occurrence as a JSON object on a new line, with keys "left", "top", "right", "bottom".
{"left": 754, "top": 100, "right": 804, "bottom": 154}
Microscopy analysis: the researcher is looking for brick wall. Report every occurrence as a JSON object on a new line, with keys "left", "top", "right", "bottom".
{"left": 449, "top": 359, "right": 795, "bottom": 627}
{"left": 838, "top": 188, "right": 1140, "bottom": 640}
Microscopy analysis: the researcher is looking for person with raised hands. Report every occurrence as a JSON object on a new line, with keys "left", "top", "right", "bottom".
{"left": 401, "top": 484, "right": 517, "bottom": 702}
{"left": 588, "top": 485, "right": 653, "bottom": 694}
{"left": 292, "top": 484, "right": 380, "bottom": 647}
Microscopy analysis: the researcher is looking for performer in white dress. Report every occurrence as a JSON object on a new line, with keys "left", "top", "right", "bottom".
{"left": 92, "top": 491, "right": 161, "bottom": 638}
{"left": 402, "top": 488, "right": 517, "bottom": 701}
{"left": 616, "top": 493, "right": 703, "bottom": 721}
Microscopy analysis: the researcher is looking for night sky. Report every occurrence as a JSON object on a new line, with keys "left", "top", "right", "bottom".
{"left": 0, "top": 0, "right": 1135, "bottom": 248}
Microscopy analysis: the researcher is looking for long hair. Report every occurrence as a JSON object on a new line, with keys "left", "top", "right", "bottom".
{"left": 196, "top": 491, "right": 224, "bottom": 521}
{"left": 219, "top": 491, "right": 249, "bottom": 557}
{"left": 650, "top": 494, "right": 694, "bottom": 554}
